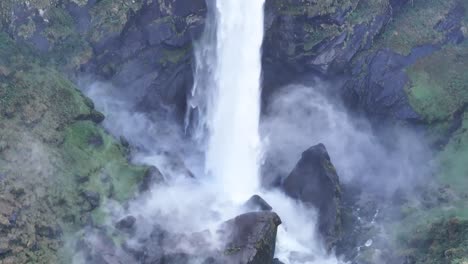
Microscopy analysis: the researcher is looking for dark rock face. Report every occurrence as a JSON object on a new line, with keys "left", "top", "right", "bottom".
{"left": 85, "top": 0, "right": 207, "bottom": 118}
{"left": 81, "top": 190, "right": 101, "bottom": 211}
{"left": 3, "top": 0, "right": 207, "bottom": 119}
{"left": 219, "top": 212, "right": 282, "bottom": 264}
{"left": 263, "top": 0, "right": 407, "bottom": 75}
{"left": 244, "top": 195, "right": 273, "bottom": 212}
{"left": 282, "top": 143, "right": 341, "bottom": 249}
{"left": 119, "top": 212, "right": 281, "bottom": 264}
{"left": 115, "top": 215, "right": 136, "bottom": 231}
{"left": 261, "top": 0, "right": 420, "bottom": 124}
{"left": 139, "top": 166, "right": 166, "bottom": 193}
{"left": 342, "top": 46, "right": 437, "bottom": 122}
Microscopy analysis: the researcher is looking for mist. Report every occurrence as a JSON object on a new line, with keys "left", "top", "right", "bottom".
{"left": 73, "top": 2, "right": 432, "bottom": 264}
{"left": 261, "top": 80, "right": 432, "bottom": 197}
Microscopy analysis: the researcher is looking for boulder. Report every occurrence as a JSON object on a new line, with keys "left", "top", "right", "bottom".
{"left": 244, "top": 195, "right": 273, "bottom": 212}
{"left": 282, "top": 143, "right": 342, "bottom": 249}
{"left": 139, "top": 166, "right": 166, "bottom": 192}
{"left": 115, "top": 215, "right": 136, "bottom": 231}
{"left": 218, "top": 212, "right": 282, "bottom": 264}
{"left": 124, "top": 212, "right": 282, "bottom": 264}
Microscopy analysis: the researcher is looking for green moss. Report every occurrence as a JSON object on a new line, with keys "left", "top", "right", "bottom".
{"left": 61, "top": 121, "right": 146, "bottom": 202}
{"left": 347, "top": 0, "right": 388, "bottom": 25}
{"left": 397, "top": 218, "right": 468, "bottom": 264}
{"left": 272, "top": 0, "right": 353, "bottom": 17}
{"left": 0, "top": 33, "right": 147, "bottom": 263}
{"left": 376, "top": 0, "right": 453, "bottom": 55}
{"left": 159, "top": 45, "right": 191, "bottom": 66}
{"left": 303, "top": 24, "right": 340, "bottom": 51}
{"left": 437, "top": 113, "right": 468, "bottom": 194}
{"left": 44, "top": 7, "right": 75, "bottom": 42}
{"left": 405, "top": 42, "right": 468, "bottom": 122}
{"left": 88, "top": 0, "right": 143, "bottom": 42}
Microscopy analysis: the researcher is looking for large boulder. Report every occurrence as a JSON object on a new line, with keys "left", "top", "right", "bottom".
{"left": 219, "top": 212, "right": 282, "bottom": 264}
{"left": 282, "top": 143, "right": 341, "bottom": 249}
{"left": 122, "top": 212, "right": 282, "bottom": 264}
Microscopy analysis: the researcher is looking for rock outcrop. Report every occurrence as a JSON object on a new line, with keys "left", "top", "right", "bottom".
{"left": 120, "top": 212, "right": 282, "bottom": 264}
{"left": 1, "top": 0, "right": 207, "bottom": 118}
{"left": 219, "top": 212, "right": 282, "bottom": 264}
{"left": 282, "top": 143, "right": 342, "bottom": 249}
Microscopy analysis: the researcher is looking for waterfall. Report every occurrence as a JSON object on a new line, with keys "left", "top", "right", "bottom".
{"left": 189, "top": 0, "right": 265, "bottom": 201}
{"left": 187, "top": 1, "right": 344, "bottom": 263}
{"left": 205, "top": 0, "right": 264, "bottom": 201}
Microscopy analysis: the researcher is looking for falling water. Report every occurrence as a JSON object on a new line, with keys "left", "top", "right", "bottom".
{"left": 199, "top": 0, "right": 265, "bottom": 201}
{"left": 188, "top": 0, "right": 344, "bottom": 263}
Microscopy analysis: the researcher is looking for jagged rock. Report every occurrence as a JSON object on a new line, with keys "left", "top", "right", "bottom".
{"left": 0, "top": 247, "right": 11, "bottom": 257}
{"left": 76, "top": 230, "right": 136, "bottom": 264}
{"left": 81, "top": 191, "right": 101, "bottom": 211}
{"left": 262, "top": 0, "right": 408, "bottom": 79}
{"left": 124, "top": 212, "right": 281, "bottom": 264}
{"left": 139, "top": 166, "right": 165, "bottom": 192}
{"left": 35, "top": 224, "right": 62, "bottom": 239}
{"left": 272, "top": 258, "right": 285, "bottom": 264}
{"left": 244, "top": 195, "right": 273, "bottom": 212}
{"left": 342, "top": 46, "right": 434, "bottom": 123}
{"left": 115, "top": 215, "right": 136, "bottom": 231}
{"left": 282, "top": 143, "right": 341, "bottom": 249}
{"left": 218, "top": 211, "right": 282, "bottom": 264}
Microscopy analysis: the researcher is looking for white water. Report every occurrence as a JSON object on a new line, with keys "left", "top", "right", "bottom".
{"left": 204, "top": 0, "right": 264, "bottom": 201}
{"left": 197, "top": 1, "right": 343, "bottom": 264}
{"left": 82, "top": 1, "right": 344, "bottom": 263}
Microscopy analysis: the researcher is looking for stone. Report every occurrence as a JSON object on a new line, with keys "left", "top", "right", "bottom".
{"left": 115, "top": 215, "right": 136, "bottom": 231}
{"left": 81, "top": 191, "right": 101, "bottom": 211}
{"left": 244, "top": 195, "right": 273, "bottom": 212}
{"left": 139, "top": 166, "right": 165, "bottom": 192}
{"left": 218, "top": 211, "right": 282, "bottom": 264}
{"left": 282, "top": 143, "right": 341, "bottom": 249}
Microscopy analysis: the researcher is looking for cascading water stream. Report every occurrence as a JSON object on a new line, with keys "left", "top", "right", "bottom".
{"left": 189, "top": 1, "right": 343, "bottom": 264}
{"left": 204, "top": 0, "right": 265, "bottom": 201}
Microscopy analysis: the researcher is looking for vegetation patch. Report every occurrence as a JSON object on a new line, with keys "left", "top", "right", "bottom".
{"left": 0, "top": 32, "right": 147, "bottom": 263}
{"left": 375, "top": 0, "right": 453, "bottom": 55}
{"left": 405, "top": 42, "right": 468, "bottom": 122}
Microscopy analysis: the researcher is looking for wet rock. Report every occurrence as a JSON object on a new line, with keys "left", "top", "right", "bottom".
{"left": 84, "top": 0, "right": 207, "bottom": 117}
{"left": 0, "top": 172, "right": 6, "bottom": 182}
{"left": 115, "top": 215, "right": 136, "bottom": 231}
{"left": 127, "top": 212, "right": 281, "bottom": 264}
{"left": 88, "top": 134, "right": 104, "bottom": 147}
{"left": 89, "top": 110, "right": 105, "bottom": 124}
{"left": 35, "top": 224, "right": 62, "bottom": 239}
{"left": 76, "top": 230, "right": 136, "bottom": 264}
{"left": 244, "top": 195, "right": 273, "bottom": 212}
{"left": 0, "top": 247, "right": 11, "bottom": 258}
{"left": 272, "top": 258, "right": 285, "bottom": 264}
{"left": 8, "top": 210, "right": 19, "bottom": 226}
{"left": 218, "top": 211, "right": 282, "bottom": 264}
{"left": 75, "top": 110, "right": 105, "bottom": 124}
{"left": 139, "top": 166, "right": 165, "bottom": 192}
{"left": 282, "top": 143, "right": 341, "bottom": 249}
{"left": 120, "top": 136, "right": 130, "bottom": 148}
{"left": 81, "top": 191, "right": 101, "bottom": 211}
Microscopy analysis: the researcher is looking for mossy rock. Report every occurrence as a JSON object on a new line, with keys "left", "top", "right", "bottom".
{"left": 405, "top": 42, "right": 468, "bottom": 123}
{"left": 0, "top": 32, "right": 148, "bottom": 263}
{"left": 375, "top": 0, "right": 454, "bottom": 55}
